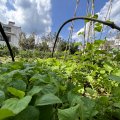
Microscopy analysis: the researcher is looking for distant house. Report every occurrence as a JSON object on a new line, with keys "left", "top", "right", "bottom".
{"left": 114, "top": 38, "right": 120, "bottom": 49}
{"left": 100, "top": 36, "right": 120, "bottom": 50}
{"left": 0, "top": 21, "right": 22, "bottom": 47}
{"left": 105, "top": 38, "right": 120, "bottom": 50}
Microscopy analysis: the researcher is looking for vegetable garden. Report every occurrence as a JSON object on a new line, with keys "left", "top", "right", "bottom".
{"left": 0, "top": 40, "right": 120, "bottom": 120}
{"left": 0, "top": 0, "right": 120, "bottom": 120}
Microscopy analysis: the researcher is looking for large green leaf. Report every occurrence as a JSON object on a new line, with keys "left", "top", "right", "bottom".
{"left": 104, "top": 64, "right": 113, "bottom": 73}
{"left": 67, "top": 92, "right": 83, "bottom": 106}
{"left": 0, "top": 90, "right": 5, "bottom": 105}
{"left": 7, "top": 87, "right": 25, "bottom": 99}
{"left": 109, "top": 75, "right": 120, "bottom": 82}
{"left": 81, "top": 97, "right": 98, "bottom": 119}
{"left": 113, "top": 103, "right": 120, "bottom": 108}
{"left": 29, "top": 74, "right": 50, "bottom": 84}
{"left": 39, "top": 105, "right": 53, "bottom": 120}
{"left": 42, "top": 84, "right": 58, "bottom": 94}
{"left": 13, "top": 106, "right": 39, "bottom": 120}
{"left": 112, "top": 109, "right": 120, "bottom": 119}
{"left": 0, "top": 109, "right": 14, "bottom": 120}
{"left": 35, "top": 93, "right": 62, "bottom": 106}
{"left": 2, "top": 96, "right": 32, "bottom": 114}
{"left": 68, "top": 94, "right": 97, "bottom": 120}
{"left": 58, "top": 105, "right": 80, "bottom": 120}
{"left": 112, "top": 87, "right": 120, "bottom": 97}
{"left": 27, "top": 86, "right": 42, "bottom": 96}
{"left": 8, "top": 80, "right": 26, "bottom": 91}
{"left": 67, "top": 92, "right": 86, "bottom": 120}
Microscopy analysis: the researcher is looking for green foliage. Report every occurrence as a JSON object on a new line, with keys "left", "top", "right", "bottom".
{"left": 57, "top": 41, "right": 79, "bottom": 54}
{"left": 106, "top": 20, "right": 114, "bottom": 24}
{"left": 0, "top": 40, "right": 120, "bottom": 119}
{"left": 0, "top": 45, "right": 18, "bottom": 57}
{"left": 13, "top": 106, "right": 39, "bottom": 120}
{"left": 1, "top": 96, "right": 32, "bottom": 114}
{"left": 35, "top": 93, "right": 62, "bottom": 106}
{"left": 19, "top": 32, "right": 35, "bottom": 50}
{"left": 77, "top": 31, "right": 84, "bottom": 36}
{"left": 58, "top": 105, "right": 80, "bottom": 120}
{"left": 7, "top": 87, "right": 25, "bottom": 99}
{"left": 94, "top": 23, "right": 102, "bottom": 32}
{"left": 0, "top": 91, "right": 5, "bottom": 106}
{"left": 85, "top": 14, "right": 98, "bottom": 23}
{"left": 57, "top": 40, "right": 68, "bottom": 52}
{"left": 36, "top": 41, "right": 50, "bottom": 52}
{"left": 70, "top": 42, "right": 79, "bottom": 54}
{"left": 0, "top": 109, "right": 14, "bottom": 120}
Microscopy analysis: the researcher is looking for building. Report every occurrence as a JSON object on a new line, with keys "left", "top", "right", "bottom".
{"left": 114, "top": 37, "right": 120, "bottom": 49}
{"left": 0, "top": 21, "right": 22, "bottom": 47}
{"left": 106, "top": 38, "right": 120, "bottom": 50}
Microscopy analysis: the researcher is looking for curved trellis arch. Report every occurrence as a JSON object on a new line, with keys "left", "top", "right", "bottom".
{"left": 52, "top": 16, "right": 120, "bottom": 57}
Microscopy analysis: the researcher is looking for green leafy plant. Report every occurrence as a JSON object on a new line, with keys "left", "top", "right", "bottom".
{"left": 0, "top": 40, "right": 120, "bottom": 120}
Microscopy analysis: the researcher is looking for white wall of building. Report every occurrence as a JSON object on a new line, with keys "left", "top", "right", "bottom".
{"left": 10, "top": 26, "right": 21, "bottom": 47}
{"left": 0, "top": 22, "right": 22, "bottom": 48}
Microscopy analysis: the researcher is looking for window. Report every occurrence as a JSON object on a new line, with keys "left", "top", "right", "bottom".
{"left": 7, "top": 35, "right": 11, "bottom": 42}
{"left": 3, "top": 26, "right": 11, "bottom": 32}
{"left": 0, "top": 34, "right": 11, "bottom": 42}
{"left": 0, "top": 35, "right": 4, "bottom": 41}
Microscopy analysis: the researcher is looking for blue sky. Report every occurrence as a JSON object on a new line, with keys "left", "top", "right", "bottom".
{"left": 51, "top": 0, "right": 120, "bottom": 40}
{"left": 51, "top": 0, "right": 108, "bottom": 34}
{"left": 0, "top": 0, "right": 120, "bottom": 40}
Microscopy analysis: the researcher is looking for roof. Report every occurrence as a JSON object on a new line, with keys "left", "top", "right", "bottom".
{"left": 1, "top": 22, "right": 21, "bottom": 29}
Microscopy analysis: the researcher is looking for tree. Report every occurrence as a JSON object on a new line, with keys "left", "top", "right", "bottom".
{"left": 57, "top": 40, "right": 68, "bottom": 51}
{"left": 41, "top": 32, "right": 54, "bottom": 42}
{"left": 70, "top": 42, "right": 79, "bottom": 54}
{"left": 19, "top": 32, "right": 35, "bottom": 50}
{"left": 40, "top": 32, "right": 64, "bottom": 51}
{"left": 36, "top": 41, "right": 50, "bottom": 52}
{"left": 19, "top": 32, "right": 27, "bottom": 50}
{"left": 27, "top": 33, "right": 35, "bottom": 49}
{"left": 57, "top": 41, "right": 79, "bottom": 54}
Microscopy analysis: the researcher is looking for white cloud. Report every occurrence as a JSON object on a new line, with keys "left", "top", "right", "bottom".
{"left": 73, "top": 22, "right": 93, "bottom": 43}
{"left": 99, "top": 0, "right": 120, "bottom": 39}
{"left": 72, "top": 34, "right": 82, "bottom": 42}
{"left": 0, "top": 0, "right": 8, "bottom": 22}
{"left": 0, "top": 0, "right": 52, "bottom": 35}
{"left": 99, "top": 0, "right": 120, "bottom": 25}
